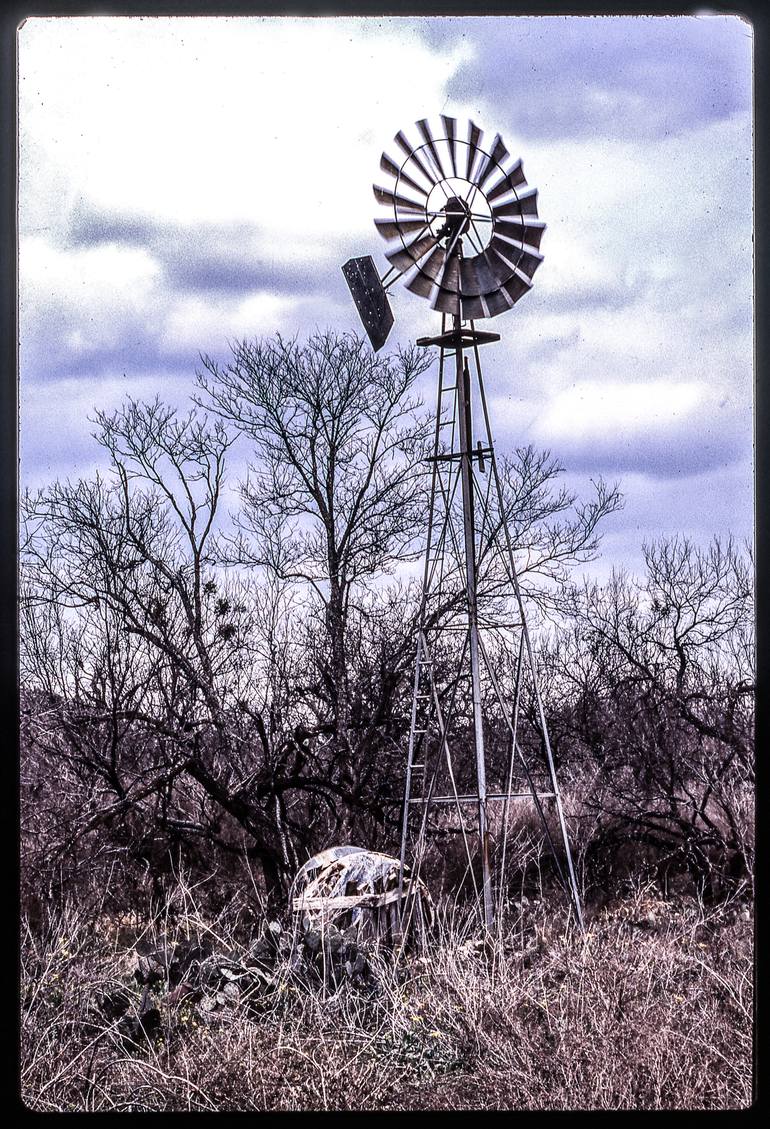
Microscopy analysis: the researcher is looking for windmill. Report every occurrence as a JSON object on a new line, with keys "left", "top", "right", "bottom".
{"left": 342, "top": 117, "right": 583, "bottom": 931}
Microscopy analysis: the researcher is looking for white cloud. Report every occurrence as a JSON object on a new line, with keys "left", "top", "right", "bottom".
{"left": 22, "top": 235, "right": 161, "bottom": 305}
{"left": 19, "top": 16, "right": 470, "bottom": 240}
{"left": 19, "top": 236, "right": 165, "bottom": 370}
{"left": 162, "top": 290, "right": 303, "bottom": 354}
{"left": 531, "top": 379, "right": 706, "bottom": 442}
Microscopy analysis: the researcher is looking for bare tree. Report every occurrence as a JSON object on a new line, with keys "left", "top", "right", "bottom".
{"left": 195, "top": 333, "right": 622, "bottom": 822}
{"left": 494, "top": 446, "right": 622, "bottom": 609}
{"left": 195, "top": 332, "right": 435, "bottom": 819}
{"left": 542, "top": 536, "right": 754, "bottom": 894}
{"left": 21, "top": 400, "right": 303, "bottom": 894}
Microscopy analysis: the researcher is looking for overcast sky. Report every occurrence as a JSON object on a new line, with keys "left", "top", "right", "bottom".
{"left": 18, "top": 13, "right": 753, "bottom": 579}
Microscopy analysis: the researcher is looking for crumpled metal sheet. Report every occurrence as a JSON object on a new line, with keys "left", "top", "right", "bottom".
{"left": 291, "top": 845, "right": 433, "bottom": 936}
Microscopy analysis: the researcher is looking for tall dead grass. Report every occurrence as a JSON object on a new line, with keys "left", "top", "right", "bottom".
{"left": 20, "top": 878, "right": 753, "bottom": 1111}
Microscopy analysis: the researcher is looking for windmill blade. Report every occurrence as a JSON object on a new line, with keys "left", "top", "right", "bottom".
{"left": 416, "top": 118, "right": 447, "bottom": 181}
{"left": 460, "top": 292, "right": 485, "bottom": 320}
{"left": 482, "top": 288, "right": 512, "bottom": 317}
{"left": 502, "top": 273, "right": 533, "bottom": 304}
{"left": 486, "top": 159, "right": 526, "bottom": 203}
{"left": 404, "top": 245, "right": 446, "bottom": 298}
{"left": 373, "top": 184, "right": 427, "bottom": 215}
{"left": 484, "top": 244, "right": 518, "bottom": 287}
{"left": 394, "top": 130, "right": 438, "bottom": 187}
{"left": 490, "top": 216, "right": 546, "bottom": 249}
{"left": 466, "top": 120, "right": 483, "bottom": 181}
{"left": 522, "top": 250, "right": 544, "bottom": 280}
{"left": 380, "top": 153, "right": 429, "bottom": 199}
{"left": 491, "top": 185, "right": 540, "bottom": 218}
{"left": 459, "top": 253, "right": 499, "bottom": 297}
{"left": 493, "top": 225, "right": 545, "bottom": 261}
{"left": 459, "top": 256, "right": 484, "bottom": 298}
{"left": 474, "top": 250, "right": 509, "bottom": 294}
{"left": 405, "top": 266, "right": 436, "bottom": 300}
{"left": 441, "top": 115, "right": 458, "bottom": 176}
{"left": 494, "top": 224, "right": 545, "bottom": 269}
{"left": 436, "top": 251, "right": 461, "bottom": 295}
{"left": 474, "top": 134, "right": 510, "bottom": 191}
{"left": 486, "top": 242, "right": 535, "bottom": 287}
{"left": 374, "top": 217, "right": 431, "bottom": 242}
{"left": 385, "top": 231, "right": 442, "bottom": 271}
{"left": 484, "top": 242, "right": 542, "bottom": 291}
{"left": 492, "top": 252, "right": 532, "bottom": 293}
{"left": 417, "top": 244, "right": 446, "bottom": 282}
{"left": 489, "top": 235, "right": 537, "bottom": 283}
{"left": 502, "top": 244, "right": 544, "bottom": 279}
{"left": 432, "top": 286, "right": 462, "bottom": 316}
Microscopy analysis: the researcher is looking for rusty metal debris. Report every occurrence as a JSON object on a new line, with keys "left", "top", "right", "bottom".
{"left": 291, "top": 846, "right": 434, "bottom": 944}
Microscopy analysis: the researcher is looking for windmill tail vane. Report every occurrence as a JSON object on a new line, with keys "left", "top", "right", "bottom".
{"left": 342, "top": 116, "right": 583, "bottom": 933}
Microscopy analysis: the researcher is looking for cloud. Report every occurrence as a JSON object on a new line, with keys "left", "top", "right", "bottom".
{"left": 19, "top": 235, "right": 166, "bottom": 376}
{"left": 18, "top": 16, "right": 469, "bottom": 387}
{"left": 426, "top": 14, "right": 752, "bottom": 142}
{"left": 508, "top": 378, "right": 750, "bottom": 477}
{"left": 67, "top": 208, "right": 358, "bottom": 297}
{"left": 19, "top": 369, "right": 194, "bottom": 487}
{"left": 161, "top": 291, "right": 311, "bottom": 356}
{"left": 18, "top": 16, "right": 470, "bottom": 234}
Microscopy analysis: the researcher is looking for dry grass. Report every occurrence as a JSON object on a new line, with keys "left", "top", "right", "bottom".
{"left": 20, "top": 878, "right": 753, "bottom": 1112}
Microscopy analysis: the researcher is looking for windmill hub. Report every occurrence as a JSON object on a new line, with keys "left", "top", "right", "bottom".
{"left": 436, "top": 196, "right": 472, "bottom": 244}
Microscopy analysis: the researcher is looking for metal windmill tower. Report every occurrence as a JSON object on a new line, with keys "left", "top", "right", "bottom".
{"left": 343, "top": 116, "right": 583, "bottom": 931}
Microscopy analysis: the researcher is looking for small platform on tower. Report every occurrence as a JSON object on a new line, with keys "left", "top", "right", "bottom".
{"left": 415, "top": 326, "right": 501, "bottom": 350}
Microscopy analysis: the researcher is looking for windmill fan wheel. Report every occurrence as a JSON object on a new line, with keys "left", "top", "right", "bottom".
{"left": 373, "top": 116, "right": 545, "bottom": 320}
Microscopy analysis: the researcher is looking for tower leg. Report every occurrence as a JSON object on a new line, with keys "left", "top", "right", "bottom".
{"left": 454, "top": 312, "right": 493, "bottom": 928}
